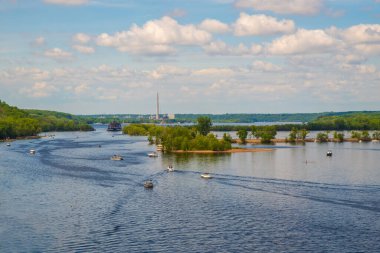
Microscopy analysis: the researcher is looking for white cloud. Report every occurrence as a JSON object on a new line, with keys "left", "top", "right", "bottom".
{"left": 73, "top": 33, "right": 91, "bottom": 44}
{"left": 44, "top": 48, "right": 72, "bottom": 59}
{"left": 199, "top": 19, "right": 230, "bottom": 33}
{"left": 267, "top": 29, "right": 337, "bottom": 55}
{"left": 337, "top": 24, "right": 380, "bottom": 44}
{"left": 33, "top": 36, "right": 45, "bottom": 46}
{"left": 252, "top": 60, "right": 282, "bottom": 72}
{"left": 203, "top": 40, "right": 262, "bottom": 55}
{"left": 233, "top": 13, "right": 295, "bottom": 36}
{"left": 20, "top": 82, "right": 58, "bottom": 98}
{"left": 96, "top": 16, "right": 212, "bottom": 55}
{"left": 73, "top": 45, "right": 95, "bottom": 54}
{"left": 149, "top": 65, "right": 188, "bottom": 79}
{"left": 192, "top": 68, "right": 235, "bottom": 76}
{"left": 234, "top": 0, "right": 323, "bottom": 15}
{"left": 43, "top": 0, "right": 88, "bottom": 5}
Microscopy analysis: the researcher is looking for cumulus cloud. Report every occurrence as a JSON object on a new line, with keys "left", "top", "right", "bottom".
{"left": 233, "top": 13, "right": 295, "bottom": 36}
{"left": 336, "top": 24, "right": 380, "bottom": 44}
{"left": 199, "top": 19, "right": 230, "bottom": 33}
{"left": 267, "top": 29, "right": 337, "bottom": 55}
{"left": 43, "top": 0, "right": 88, "bottom": 5}
{"left": 149, "top": 65, "right": 188, "bottom": 79}
{"left": 203, "top": 40, "right": 262, "bottom": 55}
{"left": 96, "top": 16, "right": 212, "bottom": 55}
{"left": 73, "top": 33, "right": 91, "bottom": 44}
{"left": 234, "top": 0, "right": 323, "bottom": 15}
{"left": 252, "top": 60, "right": 282, "bottom": 72}
{"left": 44, "top": 48, "right": 72, "bottom": 59}
{"left": 192, "top": 68, "right": 235, "bottom": 76}
{"left": 20, "top": 81, "right": 58, "bottom": 98}
{"left": 73, "top": 45, "right": 95, "bottom": 54}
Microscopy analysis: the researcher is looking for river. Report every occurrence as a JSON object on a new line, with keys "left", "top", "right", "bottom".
{"left": 1, "top": 125, "right": 379, "bottom": 252}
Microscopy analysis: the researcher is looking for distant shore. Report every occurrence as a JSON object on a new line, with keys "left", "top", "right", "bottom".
{"left": 1, "top": 136, "right": 41, "bottom": 142}
{"left": 233, "top": 138, "right": 380, "bottom": 144}
{"left": 171, "top": 148, "right": 273, "bottom": 154}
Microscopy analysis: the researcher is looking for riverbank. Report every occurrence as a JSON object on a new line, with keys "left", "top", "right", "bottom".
{"left": 171, "top": 148, "right": 273, "bottom": 154}
{"left": 233, "top": 138, "right": 380, "bottom": 144}
{"left": 1, "top": 136, "right": 41, "bottom": 142}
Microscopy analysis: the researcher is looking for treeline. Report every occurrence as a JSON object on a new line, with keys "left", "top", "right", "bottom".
{"left": 0, "top": 100, "right": 94, "bottom": 139}
{"left": 211, "top": 113, "right": 380, "bottom": 131}
{"left": 123, "top": 121, "right": 232, "bottom": 152}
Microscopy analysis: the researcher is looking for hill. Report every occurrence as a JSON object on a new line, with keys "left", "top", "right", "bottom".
{"left": 0, "top": 100, "right": 93, "bottom": 139}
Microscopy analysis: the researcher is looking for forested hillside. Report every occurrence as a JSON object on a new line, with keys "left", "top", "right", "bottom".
{"left": 0, "top": 100, "right": 93, "bottom": 139}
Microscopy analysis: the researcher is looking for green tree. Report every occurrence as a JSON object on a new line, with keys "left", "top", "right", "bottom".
{"left": 316, "top": 132, "right": 329, "bottom": 142}
{"left": 372, "top": 131, "right": 380, "bottom": 140}
{"left": 196, "top": 116, "right": 212, "bottom": 136}
{"left": 237, "top": 129, "right": 248, "bottom": 144}
{"left": 223, "top": 133, "right": 233, "bottom": 143}
{"left": 333, "top": 131, "right": 344, "bottom": 142}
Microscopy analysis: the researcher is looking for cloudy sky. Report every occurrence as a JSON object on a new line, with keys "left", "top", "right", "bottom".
{"left": 1, "top": 0, "right": 380, "bottom": 114}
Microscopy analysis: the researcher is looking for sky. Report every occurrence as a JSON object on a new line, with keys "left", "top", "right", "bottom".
{"left": 1, "top": 0, "right": 380, "bottom": 115}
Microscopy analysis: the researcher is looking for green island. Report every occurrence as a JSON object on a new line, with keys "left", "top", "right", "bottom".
{"left": 0, "top": 100, "right": 94, "bottom": 140}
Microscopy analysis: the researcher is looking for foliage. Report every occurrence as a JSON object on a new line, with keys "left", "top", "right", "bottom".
{"left": 123, "top": 123, "right": 231, "bottom": 152}
{"left": 351, "top": 131, "right": 362, "bottom": 140}
{"left": 333, "top": 131, "right": 345, "bottom": 142}
{"left": 196, "top": 116, "right": 212, "bottom": 136}
{"left": 237, "top": 129, "right": 248, "bottom": 144}
{"left": 0, "top": 100, "right": 94, "bottom": 139}
{"left": 373, "top": 131, "right": 380, "bottom": 140}
{"left": 316, "top": 132, "right": 329, "bottom": 142}
{"left": 222, "top": 133, "right": 233, "bottom": 143}
{"left": 254, "top": 126, "right": 277, "bottom": 143}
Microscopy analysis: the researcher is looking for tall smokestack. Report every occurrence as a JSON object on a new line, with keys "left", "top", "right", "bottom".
{"left": 156, "top": 92, "right": 159, "bottom": 120}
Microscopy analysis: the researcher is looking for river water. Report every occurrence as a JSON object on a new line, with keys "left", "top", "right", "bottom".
{"left": 1, "top": 126, "right": 379, "bottom": 252}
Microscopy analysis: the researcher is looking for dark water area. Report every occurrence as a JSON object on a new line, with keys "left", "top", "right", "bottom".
{"left": 1, "top": 126, "right": 380, "bottom": 252}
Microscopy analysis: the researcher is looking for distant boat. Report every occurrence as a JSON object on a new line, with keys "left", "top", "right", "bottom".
{"left": 111, "top": 155, "right": 123, "bottom": 160}
{"left": 148, "top": 152, "right": 158, "bottom": 157}
{"left": 167, "top": 165, "right": 174, "bottom": 172}
{"left": 107, "top": 121, "right": 122, "bottom": 131}
{"left": 29, "top": 149, "right": 36, "bottom": 154}
{"left": 326, "top": 150, "right": 332, "bottom": 157}
{"left": 144, "top": 180, "right": 154, "bottom": 188}
{"left": 201, "top": 173, "right": 212, "bottom": 179}
{"left": 6, "top": 143, "right": 11, "bottom": 146}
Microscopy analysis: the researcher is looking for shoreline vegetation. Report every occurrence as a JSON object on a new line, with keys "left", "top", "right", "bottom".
{"left": 1, "top": 100, "right": 94, "bottom": 140}
{"left": 171, "top": 148, "right": 273, "bottom": 154}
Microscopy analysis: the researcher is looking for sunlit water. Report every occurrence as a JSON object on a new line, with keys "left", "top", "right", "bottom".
{"left": 1, "top": 126, "right": 379, "bottom": 252}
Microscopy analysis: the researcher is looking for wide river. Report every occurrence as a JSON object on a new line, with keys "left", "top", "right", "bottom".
{"left": 1, "top": 126, "right": 380, "bottom": 252}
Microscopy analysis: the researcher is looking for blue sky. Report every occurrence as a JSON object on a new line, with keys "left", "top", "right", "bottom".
{"left": 1, "top": 0, "right": 380, "bottom": 114}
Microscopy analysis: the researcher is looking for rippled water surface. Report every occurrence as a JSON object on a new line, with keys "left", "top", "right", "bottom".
{"left": 1, "top": 126, "right": 380, "bottom": 252}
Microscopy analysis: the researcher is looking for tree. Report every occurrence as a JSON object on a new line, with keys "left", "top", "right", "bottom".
{"left": 237, "top": 129, "right": 248, "bottom": 144}
{"left": 196, "top": 116, "right": 212, "bottom": 136}
{"left": 223, "top": 133, "right": 233, "bottom": 143}
{"left": 333, "top": 131, "right": 344, "bottom": 142}
{"left": 288, "top": 127, "right": 297, "bottom": 143}
{"left": 316, "top": 132, "right": 329, "bottom": 142}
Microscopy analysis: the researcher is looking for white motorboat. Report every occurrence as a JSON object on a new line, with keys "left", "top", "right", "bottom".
{"left": 111, "top": 155, "right": 123, "bottom": 160}
{"left": 144, "top": 180, "right": 154, "bottom": 188}
{"left": 29, "top": 149, "right": 36, "bottom": 154}
{"left": 148, "top": 152, "right": 158, "bottom": 157}
{"left": 326, "top": 150, "right": 332, "bottom": 157}
{"left": 6, "top": 143, "right": 11, "bottom": 146}
{"left": 167, "top": 165, "right": 174, "bottom": 172}
{"left": 201, "top": 173, "right": 212, "bottom": 179}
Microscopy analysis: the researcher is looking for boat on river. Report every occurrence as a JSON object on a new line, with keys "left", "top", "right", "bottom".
{"left": 111, "top": 155, "right": 123, "bottom": 160}
{"left": 29, "top": 149, "right": 36, "bottom": 154}
{"left": 167, "top": 165, "right": 174, "bottom": 172}
{"left": 201, "top": 173, "right": 212, "bottom": 179}
{"left": 144, "top": 180, "right": 154, "bottom": 188}
{"left": 326, "top": 150, "right": 332, "bottom": 156}
{"left": 148, "top": 152, "right": 158, "bottom": 157}
{"left": 107, "top": 121, "right": 122, "bottom": 131}
{"left": 6, "top": 143, "right": 11, "bottom": 147}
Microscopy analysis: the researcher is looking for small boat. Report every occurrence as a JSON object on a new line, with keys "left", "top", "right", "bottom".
{"left": 144, "top": 180, "right": 154, "bottom": 188}
{"left": 29, "top": 149, "right": 36, "bottom": 154}
{"left": 326, "top": 150, "right": 332, "bottom": 157}
{"left": 201, "top": 173, "right": 212, "bottom": 179}
{"left": 148, "top": 152, "right": 158, "bottom": 157}
{"left": 167, "top": 165, "right": 174, "bottom": 172}
{"left": 6, "top": 143, "right": 11, "bottom": 146}
{"left": 111, "top": 155, "right": 123, "bottom": 160}
{"left": 107, "top": 121, "right": 122, "bottom": 131}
